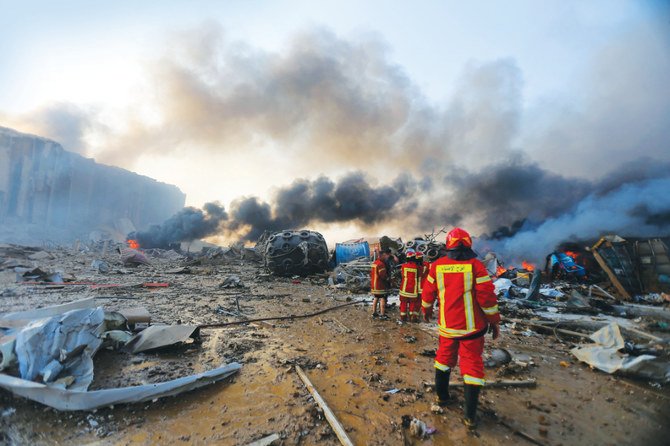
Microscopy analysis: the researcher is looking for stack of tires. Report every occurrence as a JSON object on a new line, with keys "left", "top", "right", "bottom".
{"left": 263, "top": 230, "right": 329, "bottom": 276}
{"left": 403, "top": 238, "right": 446, "bottom": 262}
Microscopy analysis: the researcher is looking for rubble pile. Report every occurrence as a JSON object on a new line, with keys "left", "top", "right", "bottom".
{"left": 0, "top": 233, "right": 669, "bottom": 445}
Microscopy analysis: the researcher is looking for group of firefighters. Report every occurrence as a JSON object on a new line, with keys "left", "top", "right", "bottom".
{"left": 369, "top": 227, "right": 501, "bottom": 429}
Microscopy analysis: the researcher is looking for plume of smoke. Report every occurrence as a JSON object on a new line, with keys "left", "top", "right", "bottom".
{"left": 0, "top": 102, "right": 95, "bottom": 155}
{"left": 129, "top": 201, "right": 227, "bottom": 248}
{"left": 523, "top": 20, "right": 670, "bottom": 178}
{"left": 88, "top": 25, "right": 523, "bottom": 183}
{"left": 440, "top": 158, "right": 593, "bottom": 231}
{"left": 226, "top": 172, "right": 416, "bottom": 241}
{"left": 484, "top": 177, "right": 670, "bottom": 265}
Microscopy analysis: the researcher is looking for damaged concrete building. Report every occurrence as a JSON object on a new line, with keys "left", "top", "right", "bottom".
{"left": 0, "top": 127, "right": 185, "bottom": 244}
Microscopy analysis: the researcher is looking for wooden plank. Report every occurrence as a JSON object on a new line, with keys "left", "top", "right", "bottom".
{"left": 591, "top": 249, "right": 631, "bottom": 300}
{"left": 295, "top": 366, "right": 354, "bottom": 446}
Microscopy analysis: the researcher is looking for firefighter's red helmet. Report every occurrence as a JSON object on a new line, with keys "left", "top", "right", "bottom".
{"left": 405, "top": 250, "right": 416, "bottom": 259}
{"left": 415, "top": 251, "right": 424, "bottom": 260}
{"left": 446, "top": 227, "right": 472, "bottom": 250}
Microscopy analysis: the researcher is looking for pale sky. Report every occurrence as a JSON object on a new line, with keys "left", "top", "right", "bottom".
{"left": 1, "top": 0, "right": 668, "bottom": 242}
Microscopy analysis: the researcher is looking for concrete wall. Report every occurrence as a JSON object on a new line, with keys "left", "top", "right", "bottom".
{"left": 0, "top": 126, "right": 186, "bottom": 243}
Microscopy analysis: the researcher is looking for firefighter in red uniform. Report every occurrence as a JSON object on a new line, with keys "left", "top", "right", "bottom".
{"left": 398, "top": 251, "right": 418, "bottom": 322}
{"left": 421, "top": 228, "right": 500, "bottom": 429}
{"left": 416, "top": 251, "right": 430, "bottom": 296}
{"left": 370, "top": 249, "right": 391, "bottom": 320}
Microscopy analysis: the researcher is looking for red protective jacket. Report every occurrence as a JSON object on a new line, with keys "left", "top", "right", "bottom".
{"left": 370, "top": 259, "right": 388, "bottom": 295}
{"left": 399, "top": 262, "right": 419, "bottom": 298}
{"left": 421, "top": 256, "right": 500, "bottom": 338}
{"left": 417, "top": 262, "right": 429, "bottom": 294}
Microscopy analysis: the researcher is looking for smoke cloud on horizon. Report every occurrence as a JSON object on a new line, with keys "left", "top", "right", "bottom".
{"left": 4, "top": 21, "right": 670, "bottom": 259}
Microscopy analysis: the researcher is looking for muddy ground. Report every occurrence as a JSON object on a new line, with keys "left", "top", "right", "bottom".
{"left": 0, "top": 245, "right": 668, "bottom": 445}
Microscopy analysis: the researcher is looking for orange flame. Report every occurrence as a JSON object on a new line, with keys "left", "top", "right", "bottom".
{"left": 521, "top": 260, "right": 535, "bottom": 271}
{"left": 496, "top": 265, "right": 507, "bottom": 276}
{"left": 564, "top": 250, "right": 579, "bottom": 260}
{"left": 127, "top": 239, "right": 140, "bottom": 249}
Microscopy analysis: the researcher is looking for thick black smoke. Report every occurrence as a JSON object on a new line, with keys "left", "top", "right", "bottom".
{"left": 133, "top": 156, "right": 670, "bottom": 250}
{"left": 129, "top": 202, "right": 227, "bottom": 248}
{"left": 228, "top": 172, "right": 416, "bottom": 241}
{"left": 441, "top": 159, "right": 593, "bottom": 231}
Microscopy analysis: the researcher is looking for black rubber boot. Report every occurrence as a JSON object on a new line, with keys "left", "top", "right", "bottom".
{"left": 435, "top": 369, "right": 451, "bottom": 406}
{"left": 463, "top": 384, "right": 481, "bottom": 429}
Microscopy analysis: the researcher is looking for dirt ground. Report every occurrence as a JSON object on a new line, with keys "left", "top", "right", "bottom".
{"left": 1, "top": 245, "right": 669, "bottom": 445}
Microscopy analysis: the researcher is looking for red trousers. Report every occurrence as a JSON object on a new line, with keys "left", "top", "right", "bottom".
{"left": 400, "top": 297, "right": 420, "bottom": 317}
{"left": 434, "top": 334, "right": 486, "bottom": 386}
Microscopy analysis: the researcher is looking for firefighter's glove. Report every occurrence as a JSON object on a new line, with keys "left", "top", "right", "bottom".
{"left": 422, "top": 305, "right": 433, "bottom": 322}
{"left": 489, "top": 323, "right": 500, "bottom": 340}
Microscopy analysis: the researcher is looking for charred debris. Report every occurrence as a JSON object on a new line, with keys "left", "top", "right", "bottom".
{"left": 0, "top": 228, "right": 669, "bottom": 443}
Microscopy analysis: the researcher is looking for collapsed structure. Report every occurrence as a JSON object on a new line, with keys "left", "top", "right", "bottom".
{"left": 0, "top": 127, "right": 186, "bottom": 244}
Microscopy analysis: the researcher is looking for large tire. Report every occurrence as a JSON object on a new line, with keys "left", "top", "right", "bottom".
{"left": 263, "top": 229, "right": 329, "bottom": 276}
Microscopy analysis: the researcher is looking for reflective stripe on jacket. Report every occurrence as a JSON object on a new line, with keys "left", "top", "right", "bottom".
{"left": 399, "top": 262, "right": 418, "bottom": 298}
{"left": 421, "top": 257, "right": 500, "bottom": 338}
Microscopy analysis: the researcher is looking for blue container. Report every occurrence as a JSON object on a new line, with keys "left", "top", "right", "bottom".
{"left": 335, "top": 242, "right": 370, "bottom": 265}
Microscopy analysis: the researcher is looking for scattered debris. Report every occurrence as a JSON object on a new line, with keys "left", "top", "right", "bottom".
{"left": 244, "top": 433, "right": 281, "bottom": 446}
{"left": 295, "top": 365, "right": 354, "bottom": 446}
{"left": 484, "top": 348, "right": 513, "bottom": 368}
{"left": 125, "top": 325, "right": 200, "bottom": 354}
{"left": 220, "top": 275, "right": 244, "bottom": 288}
{"left": 117, "top": 247, "right": 151, "bottom": 266}
{"left": 402, "top": 416, "right": 436, "bottom": 438}
{"left": 0, "top": 362, "right": 241, "bottom": 411}
{"left": 571, "top": 323, "right": 670, "bottom": 383}
{"left": 90, "top": 260, "right": 110, "bottom": 274}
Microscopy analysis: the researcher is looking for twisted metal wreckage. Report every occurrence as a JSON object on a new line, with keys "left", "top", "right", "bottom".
{"left": 0, "top": 298, "right": 241, "bottom": 411}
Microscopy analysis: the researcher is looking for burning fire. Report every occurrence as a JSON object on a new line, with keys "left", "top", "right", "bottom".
{"left": 127, "top": 239, "right": 140, "bottom": 249}
{"left": 521, "top": 260, "right": 535, "bottom": 271}
{"left": 564, "top": 250, "right": 579, "bottom": 260}
{"left": 496, "top": 265, "right": 507, "bottom": 276}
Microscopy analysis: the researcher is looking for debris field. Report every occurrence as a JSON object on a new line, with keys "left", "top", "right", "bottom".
{"left": 1, "top": 242, "right": 669, "bottom": 446}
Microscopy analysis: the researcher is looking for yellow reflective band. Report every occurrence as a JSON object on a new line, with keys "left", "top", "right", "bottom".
{"left": 399, "top": 291, "right": 418, "bottom": 297}
{"left": 438, "top": 326, "right": 475, "bottom": 338}
{"left": 436, "top": 264, "right": 473, "bottom": 274}
{"left": 427, "top": 275, "right": 435, "bottom": 284}
{"left": 434, "top": 361, "right": 450, "bottom": 372}
{"left": 476, "top": 275, "right": 492, "bottom": 284}
{"left": 463, "top": 271, "right": 475, "bottom": 331}
{"left": 400, "top": 312, "right": 407, "bottom": 316}
{"left": 422, "top": 301, "right": 433, "bottom": 308}
{"left": 463, "top": 375, "right": 486, "bottom": 386}
{"left": 482, "top": 305, "right": 499, "bottom": 315}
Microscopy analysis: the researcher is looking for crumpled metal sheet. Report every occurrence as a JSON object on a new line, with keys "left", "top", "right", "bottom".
{"left": 0, "top": 335, "right": 16, "bottom": 371}
{"left": 124, "top": 324, "right": 200, "bottom": 353}
{"left": 0, "top": 362, "right": 241, "bottom": 411}
{"left": 0, "top": 297, "right": 96, "bottom": 325}
{"left": 14, "top": 307, "right": 106, "bottom": 390}
{"left": 571, "top": 323, "right": 670, "bottom": 382}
